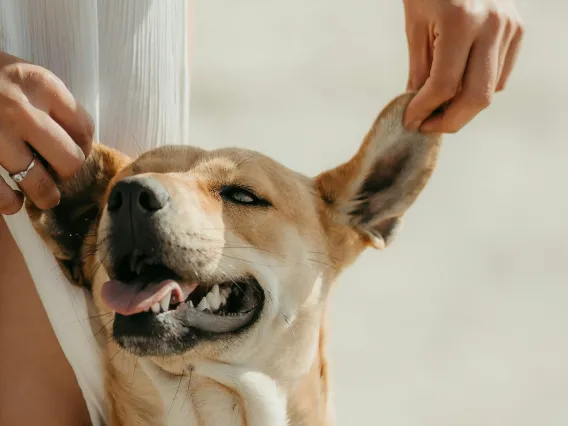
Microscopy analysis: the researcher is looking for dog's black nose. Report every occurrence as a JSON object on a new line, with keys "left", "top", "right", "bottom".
{"left": 108, "top": 176, "right": 170, "bottom": 215}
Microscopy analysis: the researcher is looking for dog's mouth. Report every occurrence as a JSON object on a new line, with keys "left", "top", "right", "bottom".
{"left": 102, "top": 251, "right": 264, "bottom": 339}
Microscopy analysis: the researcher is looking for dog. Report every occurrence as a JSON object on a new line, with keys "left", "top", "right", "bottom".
{"left": 26, "top": 93, "right": 442, "bottom": 426}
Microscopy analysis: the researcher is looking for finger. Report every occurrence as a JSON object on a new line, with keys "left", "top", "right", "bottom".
{"left": 420, "top": 30, "right": 501, "bottom": 134}
{"left": 0, "top": 178, "right": 24, "bottom": 215}
{"left": 495, "top": 22, "right": 515, "bottom": 92}
{"left": 15, "top": 107, "right": 86, "bottom": 179}
{"left": 23, "top": 67, "right": 94, "bottom": 157}
{"left": 496, "top": 25, "right": 524, "bottom": 91}
{"left": 0, "top": 138, "right": 60, "bottom": 210}
{"left": 403, "top": 30, "right": 474, "bottom": 131}
{"left": 405, "top": 22, "right": 431, "bottom": 92}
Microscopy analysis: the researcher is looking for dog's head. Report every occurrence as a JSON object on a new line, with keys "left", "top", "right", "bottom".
{"left": 27, "top": 94, "right": 441, "bottom": 367}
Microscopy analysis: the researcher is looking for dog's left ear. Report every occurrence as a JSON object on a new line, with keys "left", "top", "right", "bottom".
{"left": 315, "top": 93, "right": 442, "bottom": 249}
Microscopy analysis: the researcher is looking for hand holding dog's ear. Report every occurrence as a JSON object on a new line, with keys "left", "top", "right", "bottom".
{"left": 403, "top": 0, "right": 524, "bottom": 134}
{"left": 316, "top": 94, "right": 442, "bottom": 249}
{"left": 0, "top": 51, "right": 94, "bottom": 215}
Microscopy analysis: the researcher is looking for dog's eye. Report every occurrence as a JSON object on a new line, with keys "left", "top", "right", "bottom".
{"left": 220, "top": 186, "right": 270, "bottom": 207}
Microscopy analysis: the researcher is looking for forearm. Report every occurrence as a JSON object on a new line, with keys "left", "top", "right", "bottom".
{"left": 0, "top": 216, "right": 92, "bottom": 426}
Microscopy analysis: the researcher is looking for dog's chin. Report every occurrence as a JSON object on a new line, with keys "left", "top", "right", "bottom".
{"left": 102, "top": 252, "right": 265, "bottom": 357}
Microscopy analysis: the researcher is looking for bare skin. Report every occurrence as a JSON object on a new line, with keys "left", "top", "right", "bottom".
{"left": 403, "top": 0, "right": 524, "bottom": 133}
{"left": 0, "top": 216, "right": 92, "bottom": 426}
{"left": 0, "top": 51, "right": 93, "bottom": 214}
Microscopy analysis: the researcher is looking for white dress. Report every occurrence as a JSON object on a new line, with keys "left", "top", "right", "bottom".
{"left": 0, "top": 1, "right": 192, "bottom": 424}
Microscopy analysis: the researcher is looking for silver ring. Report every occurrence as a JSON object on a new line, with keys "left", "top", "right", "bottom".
{"left": 10, "top": 155, "right": 36, "bottom": 184}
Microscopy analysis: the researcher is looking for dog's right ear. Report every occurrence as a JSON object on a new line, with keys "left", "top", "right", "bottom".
{"left": 26, "top": 144, "right": 130, "bottom": 289}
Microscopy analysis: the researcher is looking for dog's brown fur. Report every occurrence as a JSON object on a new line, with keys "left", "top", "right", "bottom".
{"left": 26, "top": 93, "right": 442, "bottom": 426}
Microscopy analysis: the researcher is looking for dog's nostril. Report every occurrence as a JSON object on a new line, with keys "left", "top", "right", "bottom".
{"left": 107, "top": 189, "right": 123, "bottom": 212}
{"left": 138, "top": 189, "right": 166, "bottom": 211}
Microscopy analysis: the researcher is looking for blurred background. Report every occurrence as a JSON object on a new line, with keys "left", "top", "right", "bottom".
{"left": 190, "top": 1, "right": 568, "bottom": 425}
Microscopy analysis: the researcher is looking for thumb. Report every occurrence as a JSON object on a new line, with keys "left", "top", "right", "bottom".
{"left": 406, "top": 23, "right": 431, "bottom": 92}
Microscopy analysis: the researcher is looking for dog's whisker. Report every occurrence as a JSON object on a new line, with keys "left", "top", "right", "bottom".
{"left": 167, "top": 370, "right": 185, "bottom": 417}
{"left": 128, "top": 356, "right": 139, "bottom": 394}
{"left": 91, "top": 316, "right": 114, "bottom": 341}
{"left": 109, "top": 347, "right": 123, "bottom": 363}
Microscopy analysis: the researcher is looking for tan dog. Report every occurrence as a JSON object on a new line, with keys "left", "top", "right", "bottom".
{"left": 26, "top": 93, "right": 442, "bottom": 426}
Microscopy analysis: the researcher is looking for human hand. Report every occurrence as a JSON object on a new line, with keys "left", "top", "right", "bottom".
{"left": 0, "top": 52, "right": 93, "bottom": 215}
{"left": 402, "top": 0, "right": 524, "bottom": 133}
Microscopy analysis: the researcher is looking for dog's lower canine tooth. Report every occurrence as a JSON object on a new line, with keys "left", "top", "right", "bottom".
{"left": 151, "top": 303, "right": 160, "bottom": 313}
{"left": 197, "top": 297, "right": 209, "bottom": 311}
{"left": 160, "top": 292, "right": 171, "bottom": 312}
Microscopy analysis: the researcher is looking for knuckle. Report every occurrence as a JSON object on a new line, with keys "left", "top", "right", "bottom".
{"left": 485, "top": 10, "right": 503, "bottom": 30}
{"left": 503, "top": 18, "right": 515, "bottom": 36}
{"left": 447, "top": 4, "right": 476, "bottom": 26}
{"left": 4, "top": 63, "right": 30, "bottom": 84}
{"left": 1, "top": 93, "right": 31, "bottom": 122}
{"left": 22, "top": 65, "right": 60, "bottom": 91}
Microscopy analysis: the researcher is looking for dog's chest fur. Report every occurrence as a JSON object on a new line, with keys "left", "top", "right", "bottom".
{"left": 142, "top": 361, "right": 244, "bottom": 426}
{"left": 110, "top": 356, "right": 246, "bottom": 426}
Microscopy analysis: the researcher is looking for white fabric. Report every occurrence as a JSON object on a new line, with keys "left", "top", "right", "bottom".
{"left": 0, "top": 1, "right": 192, "bottom": 424}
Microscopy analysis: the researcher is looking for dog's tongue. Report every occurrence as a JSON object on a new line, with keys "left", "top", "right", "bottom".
{"left": 102, "top": 279, "right": 185, "bottom": 316}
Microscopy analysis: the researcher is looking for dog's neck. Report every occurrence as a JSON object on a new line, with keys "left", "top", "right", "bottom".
{"left": 109, "top": 307, "right": 333, "bottom": 426}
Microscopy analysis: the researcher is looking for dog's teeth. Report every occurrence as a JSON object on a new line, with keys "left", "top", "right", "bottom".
{"left": 151, "top": 303, "right": 161, "bottom": 313}
{"left": 219, "top": 295, "right": 226, "bottom": 306}
{"left": 197, "top": 297, "right": 210, "bottom": 311}
{"left": 189, "top": 300, "right": 194, "bottom": 308}
{"left": 220, "top": 287, "right": 231, "bottom": 298}
{"left": 135, "top": 262, "right": 144, "bottom": 275}
{"left": 160, "top": 292, "right": 171, "bottom": 312}
{"left": 212, "top": 285, "right": 220, "bottom": 297}
{"left": 207, "top": 291, "right": 221, "bottom": 311}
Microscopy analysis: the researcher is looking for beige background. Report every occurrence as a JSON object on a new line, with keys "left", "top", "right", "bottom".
{"left": 190, "top": 1, "right": 568, "bottom": 425}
